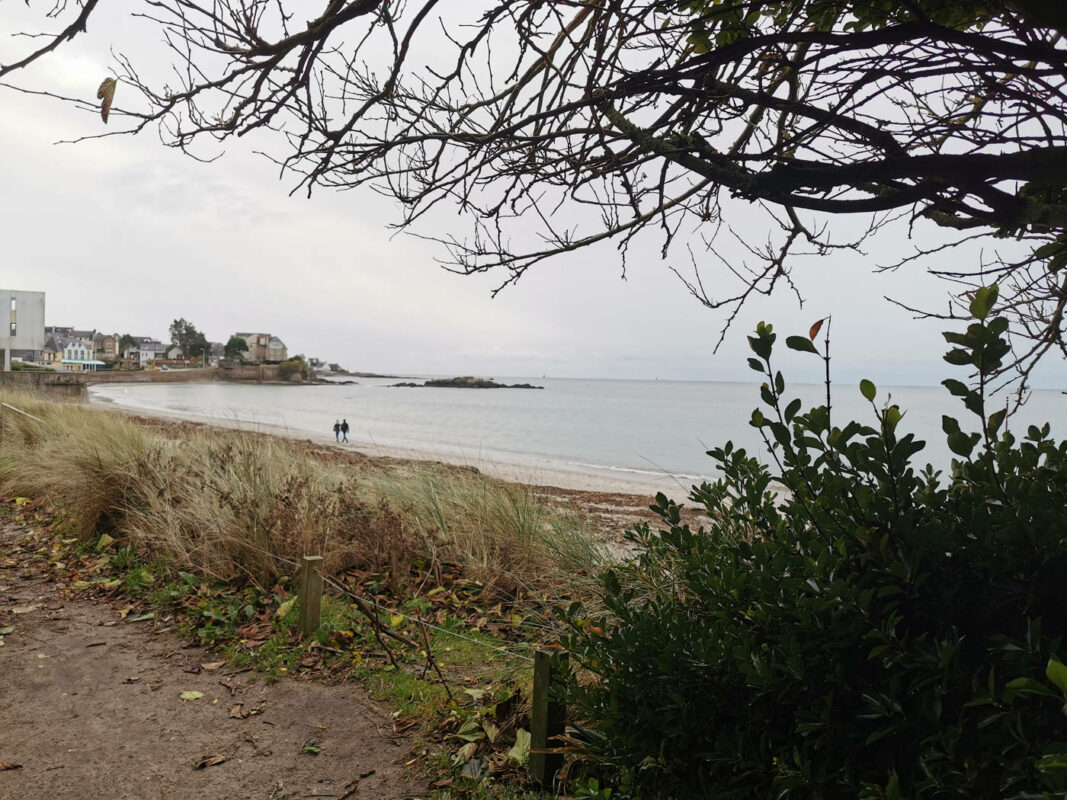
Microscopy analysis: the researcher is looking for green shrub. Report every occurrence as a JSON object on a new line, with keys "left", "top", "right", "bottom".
{"left": 277, "top": 358, "right": 308, "bottom": 381}
{"left": 563, "top": 291, "right": 1067, "bottom": 798}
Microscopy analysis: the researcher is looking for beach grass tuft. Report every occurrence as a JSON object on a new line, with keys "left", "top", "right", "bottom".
{"left": 0, "top": 390, "right": 603, "bottom": 595}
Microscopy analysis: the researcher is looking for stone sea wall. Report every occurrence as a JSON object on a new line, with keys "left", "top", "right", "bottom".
{"left": 0, "top": 364, "right": 289, "bottom": 400}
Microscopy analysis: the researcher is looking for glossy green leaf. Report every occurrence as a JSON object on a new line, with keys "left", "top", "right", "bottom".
{"left": 785, "top": 335, "right": 818, "bottom": 354}
{"left": 1047, "top": 657, "right": 1067, "bottom": 697}
{"left": 941, "top": 379, "right": 969, "bottom": 397}
{"left": 969, "top": 285, "right": 999, "bottom": 320}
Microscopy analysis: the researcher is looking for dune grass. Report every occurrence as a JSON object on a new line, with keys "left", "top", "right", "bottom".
{"left": 0, "top": 390, "right": 604, "bottom": 596}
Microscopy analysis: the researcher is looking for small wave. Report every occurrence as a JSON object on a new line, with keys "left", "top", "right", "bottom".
{"left": 563, "top": 460, "right": 711, "bottom": 482}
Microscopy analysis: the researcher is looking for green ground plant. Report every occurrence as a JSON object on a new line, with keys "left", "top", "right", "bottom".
{"left": 562, "top": 288, "right": 1067, "bottom": 798}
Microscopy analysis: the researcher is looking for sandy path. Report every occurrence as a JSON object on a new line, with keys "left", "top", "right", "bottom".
{"left": 0, "top": 524, "right": 423, "bottom": 800}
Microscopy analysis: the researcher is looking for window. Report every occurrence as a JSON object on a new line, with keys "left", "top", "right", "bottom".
{"left": 9, "top": 323, "right": 15, "bottom": 337}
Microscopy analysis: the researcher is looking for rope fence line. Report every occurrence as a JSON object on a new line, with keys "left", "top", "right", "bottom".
{"left": 0, "top": 402, "right": 44, "bottom": 444}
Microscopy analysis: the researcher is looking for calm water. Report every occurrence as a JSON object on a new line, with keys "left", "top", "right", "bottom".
{"left": 89, "top": 377, "right": 1066, "bottom": 491}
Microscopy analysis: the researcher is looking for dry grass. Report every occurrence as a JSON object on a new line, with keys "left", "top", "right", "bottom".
{"left": 0, "top": 391, "right": 603, "bottom": 594}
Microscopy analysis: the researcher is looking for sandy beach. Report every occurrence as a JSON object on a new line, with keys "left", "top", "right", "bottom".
{"left": 89, "top": 393, "right": 693, "bottom": 500}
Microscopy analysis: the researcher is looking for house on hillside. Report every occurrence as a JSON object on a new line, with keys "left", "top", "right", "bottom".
{"left": 41, "top": 335, "right": 64, "bottom": 365}
{"left": 166, "top": 344, "right": 184, "bottom": 361}
{"left": 120, "top": 336, "right": 156, "bottom": 362}
{"left": 235, "top": 332, "right": 288, "bottom": 364}
{"left": 235, "top": 332, "right": 269, "bottom": 363}
{"left": 138, "top": 341, "right": 166, "bottom": 365}
{"left": 266, "top": 336, "right": 288, "bottom": 363}
{"left": 60, "top": 340, "right": 104, "bottom": 372}
{"left": 99, "top": 334, "right": 119, "bottom": 357}
{"left": 70, "top": 329, "right": 97, "bottom": 347}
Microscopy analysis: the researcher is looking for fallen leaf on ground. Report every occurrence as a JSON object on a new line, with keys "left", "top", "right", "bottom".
{"left": 11, "top": 604, "right": 39, "bottom": 614}
{"left": 507, "top": 728, "right": 531, "bottom": 765}
{"left": 229, "top": 703, "right": 250, "bottom": 719}
{"left": 36, "top": 653, "right": 52, "bottom": 659}
{"left": 179, "top": 690, "right": 204, "bottom": 702}
{"left": 394, "top": 719, "right": 418, "bottom": 734}
{"left": 0, "top": 625, "right": 14, "bottom": 635}
{"left": 126, "top": 613, "right": 155, "bottom": 623}
{"left": 460, "top": 755, "right": 488, "bottom": 779}
{"left": 274, "top": 597, "right": 295, "bottom": 619}
{"left": 452, "top": 741, "right": 478, "bottom": 767}
{"left": 0, "top": 762, "right": 23, "bottom": 770}
{"left": 194, "top": 754, "right": 228, "bottom": 770}
{"left": 301, "top": 739, "right": 321, "bottom": 755}
{"left": 201, "top": 660, "right": 226, "bottom": 671}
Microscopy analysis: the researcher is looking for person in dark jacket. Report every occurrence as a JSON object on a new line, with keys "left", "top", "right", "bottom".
{"left": 340, "top": 419, "right": 349, "bottom": 443}
{"left": 333, "top": 420, "right": 341, "bottom": 442}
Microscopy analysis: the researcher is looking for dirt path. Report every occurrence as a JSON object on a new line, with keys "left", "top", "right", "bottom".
{"left": 0, "top": 524, "right": 424, "bottom": 800}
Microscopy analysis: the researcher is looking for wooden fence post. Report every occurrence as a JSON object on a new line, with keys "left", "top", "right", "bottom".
{"left": 530, "top": 648, "right": 569, "bottom": 787}
{"left": 297, "top": 555, "right": 323, "bottom": 639}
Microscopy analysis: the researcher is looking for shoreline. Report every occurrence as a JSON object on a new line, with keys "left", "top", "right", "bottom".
{"left": 89, "top": 394, "right": 691, "bottom": 499}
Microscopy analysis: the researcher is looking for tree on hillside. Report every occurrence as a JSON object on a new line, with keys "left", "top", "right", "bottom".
{"left": 223, "top": 335, "right": 249, "bottom": 360}
{"left": 6, "top": 1, "right": 1067, "bottom": 384}
{"left": 168, "top": 318, "right": 209, "bottom": 359}
{"left": 118, "top": 333, "right": 137, "bottom": 358}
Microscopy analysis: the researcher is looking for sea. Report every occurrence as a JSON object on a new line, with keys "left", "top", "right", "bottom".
{"left": 88, "top": 376, "right": 1066, "bottom": 494}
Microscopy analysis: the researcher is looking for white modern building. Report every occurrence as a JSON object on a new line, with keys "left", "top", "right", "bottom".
{"left": 60, "top": 340, "right": 105, "bottom": 372}
{"left": 2, "top": 290, "right": 45, "bottom": 371}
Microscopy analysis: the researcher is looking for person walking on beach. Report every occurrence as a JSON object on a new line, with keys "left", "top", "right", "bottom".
{"left": 333, "top": 420, "right": 341, "bottom": 442}
{"left": 340, "top": 419, "right": 349, "bottom": 443}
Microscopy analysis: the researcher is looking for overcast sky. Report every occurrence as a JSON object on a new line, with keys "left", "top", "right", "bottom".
{"left": 2, "top": 3, "right": 1064, "bottom": 389}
